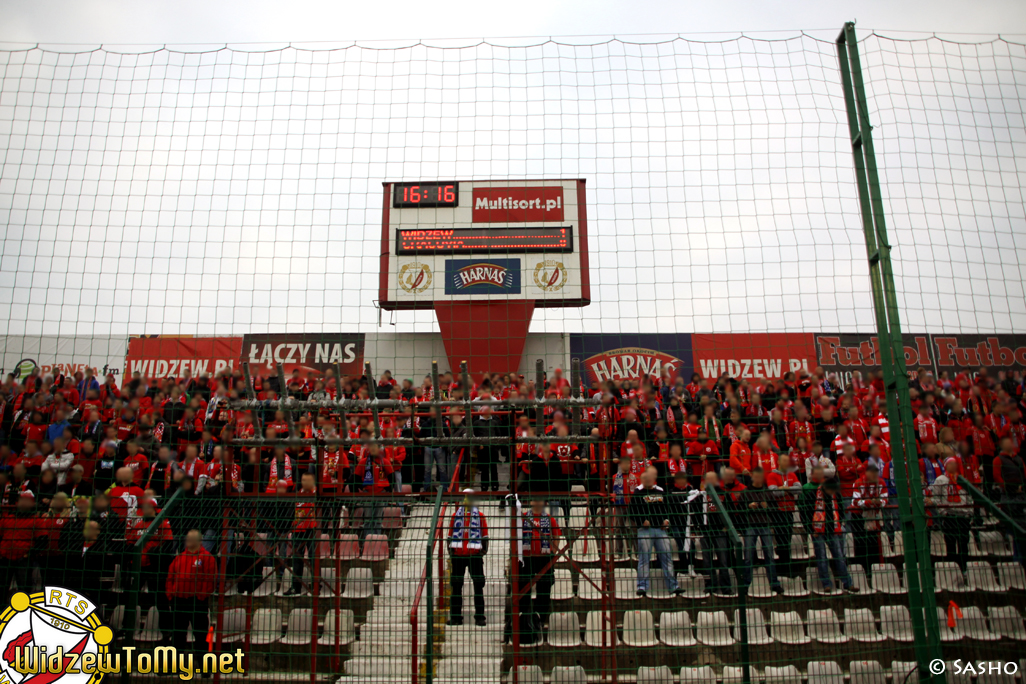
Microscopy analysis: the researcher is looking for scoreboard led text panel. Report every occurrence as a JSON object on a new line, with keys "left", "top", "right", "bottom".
{"left": 380, "top": 179, "right": 589, "bottom": 309}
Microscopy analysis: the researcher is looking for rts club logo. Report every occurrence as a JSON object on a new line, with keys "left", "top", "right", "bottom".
{"left": 0, "top": 587, "right": 113, "bottom": 684}
{"left": 444, "top": 259, "right": 521, "bottom": 295}
{"left": 397, "top": 262, "right": 433, "bottom": 294}
{"left": 532, "top": 260, "right": 568, "bottom": 292}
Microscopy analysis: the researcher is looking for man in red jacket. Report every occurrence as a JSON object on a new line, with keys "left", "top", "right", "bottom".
{"left": 0, "top": 492, "right": 47, "bottom": 600}
{"left": 166, "top": 529, "right": 217, "bottom": 657}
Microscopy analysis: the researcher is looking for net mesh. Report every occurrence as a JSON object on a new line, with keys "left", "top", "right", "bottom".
{"left": 0, "top": 31, "right": 1023, "bottom": 684}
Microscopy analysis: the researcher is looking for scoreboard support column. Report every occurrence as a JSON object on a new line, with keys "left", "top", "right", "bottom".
{"left": 433, "top": 300, "right": 535, "bottom": 381}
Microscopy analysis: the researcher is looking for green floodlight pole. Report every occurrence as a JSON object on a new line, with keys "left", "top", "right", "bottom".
{"left": 836, "top": 23, "right": 944, "bottom": 684}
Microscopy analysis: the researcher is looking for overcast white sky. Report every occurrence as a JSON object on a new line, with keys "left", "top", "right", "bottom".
{"left": 0, "top": 1, "right": 1024, "bottom": 342}
{"left": 1, "top": 0, "right": 1024, "bottom": 46}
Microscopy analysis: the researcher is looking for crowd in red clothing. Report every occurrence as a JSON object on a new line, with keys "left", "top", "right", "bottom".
{"left": 0, "top": 358, "right": 1023, "bottom": 639}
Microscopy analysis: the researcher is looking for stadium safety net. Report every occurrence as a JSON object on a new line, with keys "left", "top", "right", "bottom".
{"left": 0, "top": 26, "right": 1024, "bottom": 684}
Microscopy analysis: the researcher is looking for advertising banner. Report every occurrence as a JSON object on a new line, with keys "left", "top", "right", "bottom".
{"left": 813, "top": 333, "right": 934, "bottom": 384}
{"left": 125, "top": 336, "right": 243, "bottom": 379}
{"left": 932, "top": 334, "right": 1026, "bottom": 377}
{"left": 692, "top": 333, "right": 817, "bottom": 382}
{"left": 240, "top": 333, "right": 366, "bottom": 376}
{"left": 443, "top": 258, "right": 522, "bottom": 295}
{"left": 570, "top": 334, "right": 693, "bottom": 386}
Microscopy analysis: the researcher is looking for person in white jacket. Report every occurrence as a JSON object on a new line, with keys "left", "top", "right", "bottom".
{"left": 805, "top": 443, "right": 836, "bottom": 481}
{"left": 42, "top": 437, "right": 75, "bottom": 485}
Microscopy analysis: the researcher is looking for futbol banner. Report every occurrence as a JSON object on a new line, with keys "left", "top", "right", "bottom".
{"left": 125, "top": 336, "right": 243, "bottom": 379}
{"left": 240, "top": 333, "right": 365, "bottom": 376}
{"left": 931, "top": 334, "right": 1026, "bottom": 377}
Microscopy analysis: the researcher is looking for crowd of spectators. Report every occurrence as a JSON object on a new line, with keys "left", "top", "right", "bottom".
{"left": 0, "top": 359, "right": 1024, "bottom": 648}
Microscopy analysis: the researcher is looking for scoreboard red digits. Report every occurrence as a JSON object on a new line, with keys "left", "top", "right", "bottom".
{"left": 396, "top": 226, "right": 573, "bottom": 254}
{"left": 393, "top": 181, "right": 458, "bottom": 208}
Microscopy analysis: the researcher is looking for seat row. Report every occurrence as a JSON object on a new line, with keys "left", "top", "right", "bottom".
{"left": 545, "top": 560, "right": 1025, "bottom": 602}
{"left": 527, "top": 604, "right": 1026, "bottom": 648}
{"left": 622, "top": 661, "right": 1019, "bottom": 684}
{"left": 113, "top": 604, "right": 359, "bottom": 646}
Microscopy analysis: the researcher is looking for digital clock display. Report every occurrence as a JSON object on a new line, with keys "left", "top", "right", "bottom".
{"left": 396, "top": 226, "right": 573, "bottom": 254}
{"left": 393, "top": 182, "right": 459, "bottom": 208}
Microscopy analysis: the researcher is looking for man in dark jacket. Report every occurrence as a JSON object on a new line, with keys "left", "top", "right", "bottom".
{"left": 420, "top": 407, "right": 450, "bottom": 490}
{"left": 741, "top": 468, "right": 783, "bottom": 594}
{"left": 628, "top": 466, "right": 684, "bottom": 597}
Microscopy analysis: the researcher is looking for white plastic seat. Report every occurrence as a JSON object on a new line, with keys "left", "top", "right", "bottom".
{"left": 997, "top": 561, "right": 1026, "bottom": 589}
{"left": 807, "top": 662, "right": 844, "bottom": 684}
{"left": 845, "top": 608, "right": 885, "bottom": 643}
{"left": 933, "top": 561, "right": 966, "bottom": 592}
{"left": 108, "top": 605, "right": 125, "bottom": 630}
{"left": 978, "top": 667, "right": 1017, "bottom": 684}
{"left": 880, "top": 605, "right": 914, "bottom": 642}
{"left": 980, "top": 531, "right": 1011, "bottom": 556}
{"left": 133, "top": 606, "right": 163, "bottom": 642}
{"left": 614, "top": 568, "right": 638, "bottom": 601}
{"left": 764, "top": 665, "right": 801, "bottom": 684}
{"left": 848, "top": 564, "right": 874, "bottom": 595}
{"left": 547, "top": 612, "right": 582, "bottom": 647}
{"left": 696, "top": 611, "right": 735, "bottom": 646}
{"left": 342, "top": 567, "right": 374, "bottom": 599}
{"left": 780, "top": 575, "right": 808, "bottom": 597}
{"left": 849, "top": 661, "right": 886, "bottom": 684}
{"left": 578, "top": 573, "right": 604, "bottom": 600}
{"left": 770, "top": 610, "right": 809, "bottom": 645}
{"left": 871, "top": 563, "right": 905, "bottom": 594}
{"left": 947, "top": 662, "right": 973, "bottom": 684}
{"left": 988, "top": 606, "right": 1026, "bottom": 640}
{"left": 680, "top": 666, "right": 717, "bottom": 684}
{"left": 969, "top": 534, "right": 984, "bottom": 557}
{"left": 891, "top": 662, "right": 919, "bottom": 684}
{"left": 966, "top": 561, "right": 1004, "bottom": 592}
{"left": 807, "top": 566, "right": 841, "bottom": 595}
{"left": 807, "top": 608, "right": 847, "bottom": 644}
{"left": 510, "top": 665, "right": 544, "bottom": 684}
{"left": 679, "top": 573, "right": 709, "bottom": 598}
{"left": 637, "top": 666, "right": 674, "bottom": 684}
{"left": 659, "top": 611, "right": 696, "bottom": 647}
{"left": 622, "top": 610, "right": 657, "bottom": 647}
{"left": 791, "top": 533, "right": 809, "bottom": 559}
{"left": 723, "top": 666, "right": 753, "bottom": 684}
{"left": 584, "top": 611, "right": 619, "bottom": 647}
{"left": 572, "top": 535, "right": 599, "bottom": 563}
{"left": 253, "top": 566, "right": 277, "bottom": 597}
{"left": 552, "top": 569, "right": 575, "bottom": 601}
{"left": 748, "top": 567, "right": 774, "bottom": 599}
{"left": 281, "top": 608, "right": 313, "bottom": 645}
{"left": 568, "top": 508, "right": 588, "bottom": 531}
{"left": 552, "top": 666, "right": 588, "bottom": 684}
{"left": 251, "top": 608, "right": 283, "bottom": 645}
{"left": 960, "top": 605, "right": 1000, "bottom": 640}
{"left": 734, "top": 608, "right": 772, "bottom": 645}
{"left": 318, "top": 609, "right": 355, "bottom": 646}
{"left": 936, "top": 606, "right": 964, "bottom": 642}
{"left": 930, "top": 531, "right": 947, "bottom": 557}
{"left": 649, "top": 569, "right": 674, "bottom": 599}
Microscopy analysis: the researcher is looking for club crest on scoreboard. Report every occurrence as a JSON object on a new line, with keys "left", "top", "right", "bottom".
{"left": 533, "top": 260, "right": 568, "bottom": 292}
{"left": 397, "top": 262, "right": 433, "bottom": 294}
{"left": 444, "top": 259, "right": 521, "bottom": 295}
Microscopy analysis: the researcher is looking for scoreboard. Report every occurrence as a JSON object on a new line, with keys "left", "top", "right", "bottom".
{"left": 379, "top": 179, "right": 590, "bottom": 310}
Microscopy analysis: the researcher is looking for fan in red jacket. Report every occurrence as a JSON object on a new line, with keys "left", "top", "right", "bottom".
{"left": 165, "top": 529, "right": 217, "bottom": 656}
{"left": 835, "top": 443, "right": 862, "bottom": 498}
{"left": 686, "top": 428, "right": 720, "bottom": 480}
{"left": 914, "top": 405, "right": 940, "bottom": 445}
{"left": 107, "top": 467, "right": 146, "bottom": 520}
{"left": 355, "top": 444, "right": 395, "bottom": 493}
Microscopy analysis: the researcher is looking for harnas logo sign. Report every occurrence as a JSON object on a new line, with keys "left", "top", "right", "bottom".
{"left": 444, "top": 259, "right": 521, "bottom": 295}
